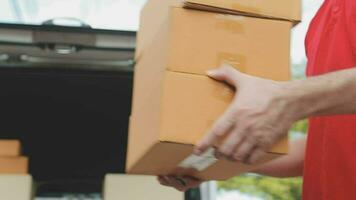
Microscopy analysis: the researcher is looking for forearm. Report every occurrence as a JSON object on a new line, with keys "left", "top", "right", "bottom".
{"left": 251, "top": 68, "right": 355, "bottom": 177}
{"left": 251, "top": 137, "right": 306, "bottom": 178}
{"left": 285, "top": 68, "right": 356, "bottom": 120}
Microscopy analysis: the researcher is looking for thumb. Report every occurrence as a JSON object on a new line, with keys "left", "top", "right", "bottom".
{"left": 206, "top": 65, "right": 243, "bottom": 87}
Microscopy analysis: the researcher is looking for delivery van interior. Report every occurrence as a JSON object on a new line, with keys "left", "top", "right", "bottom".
{"left": 0, "top": 12, "right": 201, "bottom": 200}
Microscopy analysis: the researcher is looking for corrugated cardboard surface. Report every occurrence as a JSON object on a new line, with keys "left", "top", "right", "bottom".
{"left": 168, "top": 8, "right": 292, "bottom": 76}
{"left": 185, "top": 0, "right": 301, "bottom": 22}
{"left": 160, "top": 72, "right": 289, "bottom": 154}
{"left": 160, "top": 72, "right": 234, "bottom": 144}
{"left": 127, "top": 17, "right": 170, "bottom": 170}
{"left": 132, "top": 8, "right": 292, "bottom": 116}
{"left": 135, "top": 0, "right": 182, "bottom": 59}
{"left": 0, "top": 140, "right": 21, "bottom": 156}
{"left": 0, "top": 157, "right": 28, "bottom": 174}
{"left": 128, "top": 3, "right": 292, "bottom": 181}
{"left": 137, "top": 7, "right": 292, "bottom": 77}
{"left": 127, "top": 71, "right": 289, "bottom": 180}
{"left": 0, "top": 175, "right": 33, "bottom": 200}
{"left": 135, "top": 0, "right": 298, "bottom": 59}
{"left": 103, "top": 174, "right": 184, "bottom": 200}
{"left": 127, "top": 142, "right": 282, "bottom": 181}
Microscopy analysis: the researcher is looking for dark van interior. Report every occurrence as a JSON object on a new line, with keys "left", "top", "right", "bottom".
{"left": 0, "top": 23, "right": 200, "bottom": 199}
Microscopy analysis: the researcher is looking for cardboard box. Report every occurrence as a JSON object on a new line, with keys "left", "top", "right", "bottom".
{"left": 0, "top": 157, "right": 28, "bottom": 174}
{"left": 132, "top": 7, "right": 292, "bottom": 116}
{"left": 135, "top": 0, "right": 299, "bottom": 59}
{"left": 0, "top": 175, "right": 33, "bottom": 200}
{"left": 127, "top": 8, "right": 291, "bottom": 180}
{"left": 103, "top": 174, "right": 184, "bottom": 200}
{"left": 0, "top": 140, "right": 21, "bottom": 156}
{"left": 128, "top": 72, "right": 288, "bottom": 180}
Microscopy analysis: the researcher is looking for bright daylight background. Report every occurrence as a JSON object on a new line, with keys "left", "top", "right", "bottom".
{"left": 0, "top": 0, "right": 324, "bottom": 199}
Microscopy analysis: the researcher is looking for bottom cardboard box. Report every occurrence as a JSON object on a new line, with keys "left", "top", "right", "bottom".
{"left": 127, "top": 70, "right": 288, "bottom": 180}
{"left": 103, "top": 174, "right": 184, "bottom": 200}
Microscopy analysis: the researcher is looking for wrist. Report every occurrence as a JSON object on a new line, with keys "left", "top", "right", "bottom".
{"left": 278, "top": 80, "right": 313, "bottom": 121}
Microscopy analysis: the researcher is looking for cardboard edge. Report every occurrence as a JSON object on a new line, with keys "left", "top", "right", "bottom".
{"left": 126, "top": 142, "right": 193, "bottom": 176}
{"left": 125, "top": 141, "right": 160, "bottom": 174}
{"left": 183, "top": 2, "right": 301, "bottom": 25}
{"left": 135, "top": 1, "right": 184, "bottom": 60}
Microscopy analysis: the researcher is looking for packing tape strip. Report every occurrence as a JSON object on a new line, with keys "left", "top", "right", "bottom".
{"left": 178, "top": 148, "right": 218, "bottom": 171}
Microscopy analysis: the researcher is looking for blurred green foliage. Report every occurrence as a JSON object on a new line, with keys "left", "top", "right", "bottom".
{"left": 291, "top": 61, "right": 307, "bottom": 80}
{"left": 291, "top": 119, "right": 308, "bottom": 133}
{"left": 218, "top": 175, "right": 302, "bottom": 200}
{"left": 217, "top": 119, "right": 308, "bottom": 200}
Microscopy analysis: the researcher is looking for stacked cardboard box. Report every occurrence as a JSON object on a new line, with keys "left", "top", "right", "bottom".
{"left": 103, "top": 174, "right": 184, "bottom": 200}
{"left": 0, "top": 175, "right": 33, "bottom": 200}
{"left": 127, "top": 0, "right": 301, "bottom": 180}
{"left": 0, "top": 140, "right": 28, "bottom": 174}
{"left": 0, "top": 140, "right": 32, "bottom": 200}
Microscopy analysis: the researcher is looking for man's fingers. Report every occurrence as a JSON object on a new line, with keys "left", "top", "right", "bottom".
{"left": 194, "top": 107, "right": 236, "bottom": 155}
{"left": 232, "top": 138, "right": 256, "bottom": 162}
{"left": 218, "top": 127, "right": 246, "bottom": 158}
{"left": 179, "top": 176, "right": 202, "bottom": 188}
{"left": 206, "top": 65, "right": 240, "bottom": 86}
{"left": 161, "top": 176, "right": 185, "bottom": 191}
{"left": 171, "top": 179, "right": 188, "bottom": 191}
{"left": 158, "top": 176, "right": 201, "bottom": 192}
{"left": 246, "top": 148, "right": 267, "bottom": 165}
{"left": 174, "top": 177, "right": 202, "bottom": 191}
{"left": 163, "top": 176, "right": 175, "bottom": 185}
{"left": 196, "top": 64, "right": 248, "bottom": 155}
{"left": 174, "top": 177, "right": 188, "bottom": 187}
{"left": 158, "top": 176, "right": 170, "bottom": 186}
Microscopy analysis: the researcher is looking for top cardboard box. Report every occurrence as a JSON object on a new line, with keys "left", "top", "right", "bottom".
{"left": 135, "top": 0, "right": 301, "bottom": 59}
{"left": 132, "top": 7, "right": 292, "bottom": 115}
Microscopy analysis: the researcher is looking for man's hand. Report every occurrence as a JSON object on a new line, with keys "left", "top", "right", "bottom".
{"left": 194, "top": 65, "right": 297, "bottom": 164}
{"left": 158, "top": 176, "right": 202, "bottom": 192}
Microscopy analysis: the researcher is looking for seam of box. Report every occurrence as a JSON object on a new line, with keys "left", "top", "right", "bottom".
{"left": 158, "top": 139, "right": 285, "bottom": 154}
{"left": 166, "top": 69, "right": 212, "bottom": 77}
{"left": 183, "top": 2, "right": 300, "bottom": 24}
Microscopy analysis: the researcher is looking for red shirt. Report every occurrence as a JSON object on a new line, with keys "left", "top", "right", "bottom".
{"left": 303, "top": 0, "right": 356, "bottom": 199}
